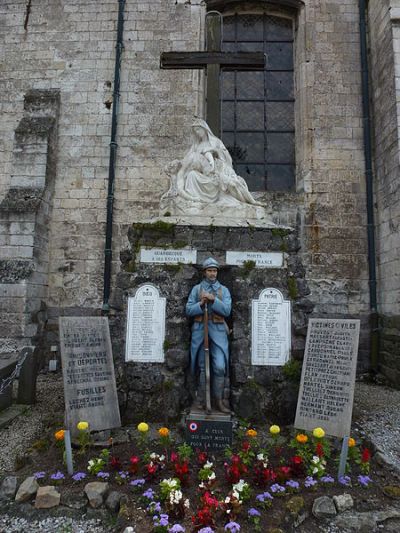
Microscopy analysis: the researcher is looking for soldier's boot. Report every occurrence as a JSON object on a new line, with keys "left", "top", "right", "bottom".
{"left": 216, "top": 398, "right": 231, "bottom": 414}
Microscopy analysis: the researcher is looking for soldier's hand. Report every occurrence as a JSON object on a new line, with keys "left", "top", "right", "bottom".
{"left": 206, "top": 292, "right": 215, "bottom": 302}
{"left": 200, "top": 295, "right": 208, "bottom": 306}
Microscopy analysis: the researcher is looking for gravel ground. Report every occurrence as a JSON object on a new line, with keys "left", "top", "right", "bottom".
{"left": 0, "top": 373, "right": 399, "bottom": 532}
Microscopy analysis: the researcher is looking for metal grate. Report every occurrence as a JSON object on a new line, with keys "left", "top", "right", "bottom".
{"left": 221, "top": 14, "right": 295, "bottom": 191}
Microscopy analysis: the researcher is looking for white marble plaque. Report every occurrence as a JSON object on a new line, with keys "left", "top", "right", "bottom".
{"left": 140, "top": 247, "right": 196, "bottom": 264}
{"left": 59, "top": 317, "right": 121, "bottom": 435}
{"left": 226, "top": 251, "right": 284, "bottom": 268}
{"left": 125, "top": 284, "right": 166, "bottom": 363}
{"left": 295, "top": 318, "right": 360, "bottom": 438}
{"left": 251, "top": 288, "right": 291, "bottom": 366}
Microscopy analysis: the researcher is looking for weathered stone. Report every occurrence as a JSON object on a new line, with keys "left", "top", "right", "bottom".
{"left": 312, "top": 496, "right": 337, "bottom": 519}
{"left": 0, "top": 476, "right": 18, "bottom": 501}
{"left": 333, "top": 493, "right": 354, "bottom": 513}
{"left": 334, "top": 508, "right": 400, "bottom": 531}
{"left": 383, "top": 485, "right": 400, "bottom": 499}
{"left": 34, "top": 485, "right": 60, "bottom": 509}
{"left": 61, "top": 492, "right": 87, "bottom": 509}
{"left": 15, "top": 477, "right": 39, "bottom": 503}
{"left": 285, "top": 496, "right": 307, "bottom": 527}
{"left": 84, "top": 481, "right": 109, "bottom": 508}
{"left": 105, "top": 490, "right": 122, "bottom": 512}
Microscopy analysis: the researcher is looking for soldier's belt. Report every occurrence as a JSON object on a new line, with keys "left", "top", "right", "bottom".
{"left": 194, "top": 314, "right": 225, "bottom": 323}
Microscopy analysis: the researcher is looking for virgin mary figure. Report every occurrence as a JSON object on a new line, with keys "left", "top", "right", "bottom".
{"left": 160, "top": 119, "right": 269, "bottom": 220}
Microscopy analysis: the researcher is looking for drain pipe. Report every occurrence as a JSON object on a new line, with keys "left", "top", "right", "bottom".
{"left": 102, "top": 0, "right": 126, "bottom": 313}
{"left": 359, "top": 0, "right": 379, "bottom": 371}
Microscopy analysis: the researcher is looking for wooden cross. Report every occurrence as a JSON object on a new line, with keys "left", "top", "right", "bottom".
{"left": 160, "top": 13, "right": 266, "bottom": 137}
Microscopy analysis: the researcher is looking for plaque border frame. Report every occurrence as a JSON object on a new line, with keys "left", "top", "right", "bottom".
{"left": 125, "top": 283, "right": 166, "bottom": 363}
{"left": 251, "top": 287, "right": 291, "bottom": 366}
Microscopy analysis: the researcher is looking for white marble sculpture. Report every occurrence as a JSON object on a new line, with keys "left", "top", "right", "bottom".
{"left": 160, "top": 119, "right": 274, "bottom": 226}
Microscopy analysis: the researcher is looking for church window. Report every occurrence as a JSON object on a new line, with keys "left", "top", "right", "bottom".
{"left": 207, "top": 12, "right": 295, "bottom": 191}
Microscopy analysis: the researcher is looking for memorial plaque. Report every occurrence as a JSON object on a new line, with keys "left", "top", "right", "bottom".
{"left": 125, "top": 284, "right": 166, "bottom": 363}
{"left": 59, "top": 317, "right": 121, "bottom": 434}
{"left": 140, "top": 247, "right": 197, "bottom": 264}
{"left": 251, "top": 288, "right": 291, "bottom": 366}
{"left": 226, "top": 251, "right": 284, "bottom": 268}
{"left": 185, "top": 413, "right": 232, "bottom": 451}
{"left": 294, "top": 318, "right": 360, "bottom": 438}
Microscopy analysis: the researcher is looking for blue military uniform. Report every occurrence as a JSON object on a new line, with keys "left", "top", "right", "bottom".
{"left": 186, "top": 275, "right": 231, "bottom": 400}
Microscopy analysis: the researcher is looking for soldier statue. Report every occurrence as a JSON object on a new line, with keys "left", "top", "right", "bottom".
{"left": 186, "top": 257, "right": 231, "bottom": 413}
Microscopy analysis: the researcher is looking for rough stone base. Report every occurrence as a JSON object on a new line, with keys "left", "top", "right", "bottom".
{"left": 110, "top": 221, "right": 312, "bottom": 422}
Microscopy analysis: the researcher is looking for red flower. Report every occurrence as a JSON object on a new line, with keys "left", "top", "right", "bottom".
{"left": 361, "top": 448, "right": 371, "bottom": 463}
{"left": 197, "top": 451, "right": 208, "bottom": 466}
{"left": 202, "top": 491, "right": 219, "bottom": 510}
{"left": 129, "top": 455, "right": 139, "bottom": 474}
{"left": 276, "top": 465, "right": 291, "bottom": 482}
{"left": 290, "top": 455, "right": 304, "bottom": 476}
{"left": 110, "top": 456, "right": 121, "bottom": 470}
{"left": 242, "top": 441, "right": 251, "bottom": 452}
{"left": 315, "top": 442, "right": 324, "bottom": 458}
{"left": 146, "top": 463, "right": 157, "bottom": 476}
{"left": 174, "top": 460, "right": 190, "bottom": 484}
{"left": 170, "top": 452, "right": 178, "bottom": 463}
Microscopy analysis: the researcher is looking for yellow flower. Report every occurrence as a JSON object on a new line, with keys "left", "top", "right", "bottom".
{"left": 269, "top": 425, "right": 280, "bottom": 435}
{"left": 348, "top": 437, "right": 356, "bottom": 448}
{"left": 246, "top": 429, "right": 257, "bottom": 438}
{"left": 55, "top": 429, "right": 65, "bottom": 441}
{"left": 296, "top": 433, "right": 308, "bottom": 444}
{"left": 137, "top": 422, "right": 149, "bottom": 433}
{"left": 313, "top": 427, "right": 325, "bottom": 439}
{"left": 77, "top": 421, "right": 89, "bottom": 431}
{"left": 158, "top": 427, "right": 169, "bottom": 438}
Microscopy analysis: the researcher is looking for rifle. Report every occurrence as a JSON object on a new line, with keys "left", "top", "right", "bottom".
{"left": 203, "top": 306, "right": 212, "bottom": 414}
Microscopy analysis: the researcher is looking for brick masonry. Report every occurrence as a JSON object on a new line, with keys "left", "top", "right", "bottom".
{"left": 0, "top": 1, "right": 396, "bottom": 385}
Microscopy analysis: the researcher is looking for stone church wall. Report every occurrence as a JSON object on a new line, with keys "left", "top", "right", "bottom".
{"left": 0, "top": 0, "right": 374, "bottom": 374}
{"left": 368, "top": 0, "right": 400, "bottom": 386}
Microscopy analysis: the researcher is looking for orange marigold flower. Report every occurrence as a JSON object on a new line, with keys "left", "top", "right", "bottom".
{"left": 348, "top": 437, "right": 356, "bottom": 448}
{"left": 55, "top": 429, "right": 65, "bottom": 441}
{"left": 246, "top": 429, "right": 257, "bottom": 438}
{"left": 158, "top": 427, "right": 169, "bottom": 438}
{"left": 296, "top": 433, "right": 308, "bottom": 444}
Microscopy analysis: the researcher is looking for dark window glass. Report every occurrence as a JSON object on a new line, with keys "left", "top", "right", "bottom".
{"left": 221, "top": 14, "right": 295, "bottom": 191}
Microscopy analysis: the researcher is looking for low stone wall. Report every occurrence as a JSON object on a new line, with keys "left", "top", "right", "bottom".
{"left": 109, "top": 222, "right": 313, "bottom": 423}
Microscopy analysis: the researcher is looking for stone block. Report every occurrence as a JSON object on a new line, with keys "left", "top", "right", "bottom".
{"left": 34, "top": 485, "right": 61, "bottom": 509}
{"left": 15, "top": 476, "right": 39, "bottom": 503}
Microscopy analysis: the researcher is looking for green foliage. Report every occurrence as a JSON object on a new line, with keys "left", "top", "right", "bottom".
{"left": 165, "top": 263, "right": 183, "bottom": 273}
{"left": 241, "top": 260, "right": 256, "bottom": 277}
{"left": 272, "top": 228, "right": 290, "bottom": 238}
{"left": 176, "top": 442, "right": 193, "bottom": 461}
{"left": 287, "top": 276, "right": 298, "bottom": 299}
{"left": 282, "top": 359, "right": 302, "bottom": 383}
{"left": 30, "top": 438, "right": 50, "bottom": 452}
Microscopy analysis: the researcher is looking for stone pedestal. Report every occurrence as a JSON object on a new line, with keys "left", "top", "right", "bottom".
{"left": 110, "top": 221, "right": 312, "bottom": 423}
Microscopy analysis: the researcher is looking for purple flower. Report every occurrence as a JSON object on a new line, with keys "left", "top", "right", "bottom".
{"left": 338, "top": 475, "right": 351, "bottom": 486}
{"left": 320, "top": 475, "right": 334, "bottom": 484}
{"left": 72, "top": 472, "right": 86, "bottom": 482}
{"left": 50, "top": 471, "right": 65, "bottom": 481}
{"left": 224, "top": 522, "right": 241, "bottom": 533}
{"left": 270, "top": 483, "right": 286, "bottom": 493}
{"left": 117, "top": 471, "right": 129, "bottom": 479}
{"left": 304, "top": 476, "right": 317, "bottom": 488}
{"left": 169, "top": 525, "right": 185, "bottom": 532}
{"left": 130, "top": 478, "right": 145, "bottom": 487}
{"left": 143, "top": 488, "right": 155, "bottom": 500}
{"left": 147, "top": 501, "right": 161, "bottom": 514}
{"left": 286, "top": 480, "right": 300, "bottom": 490}
{"left": 33, "top": 471, "right": 46, "bottom": 480}
{"left": 154, "top": 514, "right": 169, "bottom": 527}
{"left": 96, "top": 471, "right": 110, "bottom": 480}
{"left": 198, "top": 528, "right": 215, "bottom": 533}
{"left": 256, "top": 491, "right": 273, "bottom": 502}
{"left": 358, "top": 475, "right": 372, "bottom": 487}
{"left": 248, "top": 508, "right": 261, "bottom": 517}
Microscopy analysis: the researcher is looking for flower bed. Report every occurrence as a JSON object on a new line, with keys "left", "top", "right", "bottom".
{"left": 7, "top": 418, "right": 391, "bottom": 532}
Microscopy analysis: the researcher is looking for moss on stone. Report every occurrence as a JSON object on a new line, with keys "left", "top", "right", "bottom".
{"left": 282, "top": 359, "right": 302, "bottom": 383}
{"left": 286, "top": 496, "right": 305, "bottom": 514}
{"left": 383, "top": 485, "right": 400, "bottom": 499}
{"left": 272, "top": 228, "right": 290, "bottom": 238}
{"left": 287, "top": 276, "right": 298, "bottom": 299}
{"left": 240, "top": 260, "right": 256, "bottom": 277}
